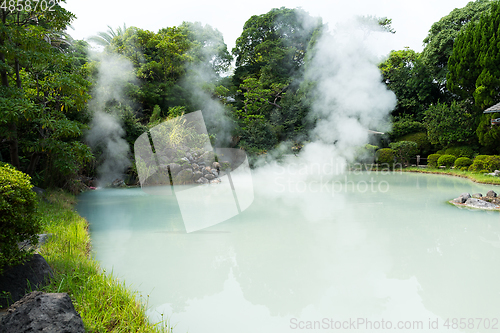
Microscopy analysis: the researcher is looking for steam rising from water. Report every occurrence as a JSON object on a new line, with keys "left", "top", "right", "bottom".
{"left": 86, "top": 54, "right": 135, "bottom": 186}
{"left": 253, "top": 19, "right": 396, "bottom": 221}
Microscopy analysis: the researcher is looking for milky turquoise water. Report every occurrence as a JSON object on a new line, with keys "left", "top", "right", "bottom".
{"left": 76, "top": 172, "right": 500, "bottom": 333}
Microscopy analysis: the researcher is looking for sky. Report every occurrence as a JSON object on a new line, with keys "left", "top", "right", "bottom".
{"left": 63, "top": 0, "right": 474, "bottom": 54}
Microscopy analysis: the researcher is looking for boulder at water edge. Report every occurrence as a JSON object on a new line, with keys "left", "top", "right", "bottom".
{"left": 0, "top": 254, "right": 53, "bottom": 308}
{"left": 465, "top": 198, "right": 498, "bottom": 209}
{"left": 0, "top": 291, "right": 85, "bottom": 333}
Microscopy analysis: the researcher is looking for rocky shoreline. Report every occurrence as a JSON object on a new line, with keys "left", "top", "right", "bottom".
{"left": 451, "top": 190, "right": 500, "bottom": 210}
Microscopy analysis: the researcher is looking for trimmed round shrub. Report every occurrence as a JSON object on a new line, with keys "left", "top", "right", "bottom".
{"left": 427, "top": 154, "right": 441, "bottom": 168}
{"left": 389, "top": 141, "right": 418, "bottom": 166}
{"left": 437, "top": 154, "right": 456, "bottom": 168}
{"left": 454, "top": 157, "right": 473, "bottom": 168}
{"left": 397, "top": 132, "right": 432, "bottom": 155}
{"left": 0, "top": 164, "right": 41, "bottom": 274}
{"left": 444, "top": 146, "right": 474, "bottom": 158}
{"left": 468, "top": 155, "right": 500, "bottom": 172}
{"left": 376, "top": 148, "right": 395, "bottom": 167}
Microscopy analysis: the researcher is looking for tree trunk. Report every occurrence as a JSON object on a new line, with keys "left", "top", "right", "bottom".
{"left": 7, "top": 123, "right": 21, "bottom": 169}
{"left": 27, "top": 153, "right": 41, "bottom": 177}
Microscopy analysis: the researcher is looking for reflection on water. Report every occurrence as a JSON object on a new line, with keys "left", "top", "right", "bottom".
{"left": 76, "top": 172, "right": 500, "bottom": 333}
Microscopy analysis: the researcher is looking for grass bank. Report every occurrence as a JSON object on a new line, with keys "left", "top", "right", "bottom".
{"left": 37, "top": 190, "right": 171, "bottom": 333}
{"left": 404, "top": 167, "right": 500, "bottom": 186}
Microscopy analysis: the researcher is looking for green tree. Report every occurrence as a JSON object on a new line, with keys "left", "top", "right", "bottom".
{"left": 88, "top": 23, "right": 127, "bottom": 47}
{"left": 379, "top": 48, "right": 441, "bottom": 120}
{"left": 447, "top": 1, "right": 500, "bottom": 150}
{"left": 0, "top": 4, "right": 94, "bottom": 191}
{"left": 421, "top": 0, "right": 492, "bottom": 90}
{"left": 232, "top": 7, "right": 323, "bottom": 89}
{"left": 389, "top": 141, "right": 418, "bottom": 167}
{"left": 423, "top": 101, "right": 476, "bottom": 147}
{"left": 108, "top": 23, "right": 231, "bottom": 116}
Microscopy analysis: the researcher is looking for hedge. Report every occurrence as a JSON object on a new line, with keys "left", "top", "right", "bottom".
{"left": 427, "top": 154, "right": 441, "bottom": 168}
{"left": 468, "top": 155, "right": 500, "bottom": 173}
{"left": 437, "top": 154, "right": 456, "bottom": 168}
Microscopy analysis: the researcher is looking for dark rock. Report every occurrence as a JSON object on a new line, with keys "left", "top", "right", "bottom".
{"left": 0, "top": 254, "right": 53, "bottom": 309}
{"left": 111, "top": 179, "right": 125, "bottom": 187}
{"left": 453, "top": 193, "right": 470, "bottom": 204}
{"left": 191, "top": 163, "right": 199, "bottom": 170}
{"left": 31, "top": 187, "right": 45, "bottom": 196}
{"left": 460, "top": 193, "right": 471, "bottom": 201}
{"left": 196, "top": 177, "right": 209, "bottom": 184}
{"left": 192, "top": 171, "right": 203, "bottom": 181}
{"left": 472, "top": 193, "right": 483, "bottom": 199}
{"left": 486, "top": 190, "right": 497, "bottom": 198}
{"left": 465, "top": 198, "right": 498, "bottom": 209}
{"left": 168, "top": 163, "right": 181, "bottom": 175}
{"left": 211, "top": 169, "right": 219, "bottom": 176}
{"left": 205, "top": 174, "right": 215, "bottom": 181}
{"left": 0, "top": 291, "right": 85, "bottom": 333}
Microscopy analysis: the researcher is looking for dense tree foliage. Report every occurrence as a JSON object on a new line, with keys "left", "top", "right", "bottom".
{"left": 379, "top": 48, "right": 440, "bottom": 120}
{"left": 421, "top": 0, "right": 492, "bottom": 90}
{"left": 423, "top": 101, "right": 476, "bottom": 147}
{"left": 447, "top": 1, "right": 500, "bottom": 151}
{"left": 3, "top": 2, "right": 500, "bottom": 188}
{"left": 107, "top": 22, "right": 232, "bottom": 118}
{"left": 0, "top": 3, "right": 93, "bottom": 190}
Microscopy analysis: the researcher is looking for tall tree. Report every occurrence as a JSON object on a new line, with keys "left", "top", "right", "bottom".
{"left": 421, "top": 0, "right": 492, "bottom": 92}
{"left": 108, "top": 23, "right": 232, "bottom": 116}
{"left": 379, "top": 48, "right": 441, "bottom": 121}
{"left": 447, "top": 1, "right": 500, "bottom": 150}
{"left": 0, "top": 3, "right": 93, "bottom": 189}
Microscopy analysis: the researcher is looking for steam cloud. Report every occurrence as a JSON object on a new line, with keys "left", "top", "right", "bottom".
{"left": 252, "top": 18, "right": 397, "bottom": 221}
{"left": 86, "top": 53, "right": 135, "bottom": 187}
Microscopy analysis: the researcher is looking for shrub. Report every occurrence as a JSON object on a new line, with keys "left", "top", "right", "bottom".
{"left": 397, "top": 132, "right": 432, "bottom": 155}
{"left": 354, "top": 144, "right": 378, "bottom": 163}
{"left": 376, "top": 148, "right": 395, "bottom": 167}
{"left": 389, "top": 118, "right": 426, "bottom": 140}
{"left": 444, "top": 146, "right": 474, "bottom": 158}
{"left": 468, "top": 155, "right": 500, "bottom": 172}
{"left": 0, "top": 164, "right": 41, "bottom": 274}
{"left": 427, "top": 154, "right": 441, "bottom": 168}
{"left": 437, "top": 154, "right": 457, "bottom": 168}
{"left": 454, "top": 157, "right": 473, "bottom": 168}
{"left": 389, "top": 141, "right": 418, "bottom": 166}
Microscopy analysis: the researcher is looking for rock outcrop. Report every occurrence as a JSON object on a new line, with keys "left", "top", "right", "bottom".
{"left": 0, "top": 254, "right": 53, "bottom": 308}
{"left": 144, "top": 148, "right": 226, "bottom": 186}
{"left": 451, "top": 191, "right": 500, "bottom": 210}
{"left": 0, "top": 291, "right": 85, "bottom": 333}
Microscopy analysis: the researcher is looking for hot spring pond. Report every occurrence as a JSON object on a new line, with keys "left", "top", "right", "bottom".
{"left": 76, "top": 172, "right": 500, "bottom": 333}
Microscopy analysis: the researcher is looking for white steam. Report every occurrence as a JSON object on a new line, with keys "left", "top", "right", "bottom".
{"left": 252, "top": 18, "right": 397, "bottom": 221}
{"left": 86, "top": 53, "right": 135, "bottom": 186}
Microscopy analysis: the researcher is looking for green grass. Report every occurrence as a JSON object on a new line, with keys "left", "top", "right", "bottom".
{"left": 404, "top": 167, "right": 500, "bottom": 185}
{"left": 37, "top": 190, "right": 172, "bottom": 333}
